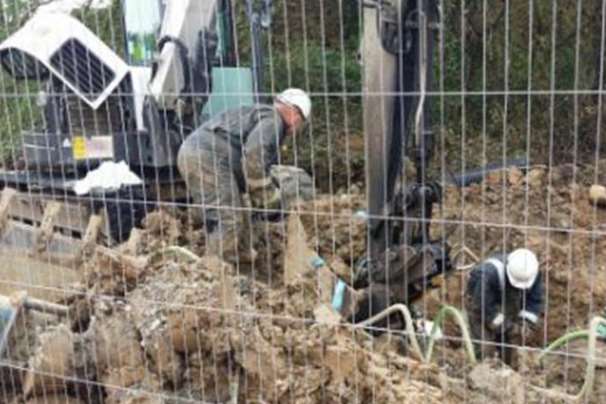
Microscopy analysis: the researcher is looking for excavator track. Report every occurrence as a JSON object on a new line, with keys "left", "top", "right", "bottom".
{"left": 0, "top": 169, "right": 188, "bottom": 265}
{"left": 0, "top": 176, "right": 186, "bottom": 301}
{"left": 0, "top": 188, "right": 107, "bottom": 268}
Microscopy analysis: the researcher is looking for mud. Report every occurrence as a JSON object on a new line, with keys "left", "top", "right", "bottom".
{"left": 426, "top": 164, "right": 606, "bottom": 347}
{"left": 7, "top": 163, "right": 606, "bottom": 403}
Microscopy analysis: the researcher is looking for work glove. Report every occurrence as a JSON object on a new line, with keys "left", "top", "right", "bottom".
{"left": 489, "top": 313, "right": 506, "bottom": 331}
{"left": 248, "top": 177, "right": 281, "bottom": 210}
{"left": 489, "top": 313, "right": 516, "bottom": 342}
{"left": 517, "top": 311, "right": 538, "bottom": 339}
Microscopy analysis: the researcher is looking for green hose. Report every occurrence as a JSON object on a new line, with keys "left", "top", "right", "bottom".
{"left": 359, "top": 309, "right": 605, "bottom": 401}
{"left": 354, "top": 303, "right": 425, "bottom": 361}
{"left": 537, "top": 330, "right": 590, "bottom": 362}
{"left": 424, "top": 305, "right": 477, "bottom": 365}
{"left": 532, "top": 316, "right": 606, "bottom": 402}
{"left": 354, "top": 303, "right": 477, "bottom": 365}
{"left": 351, "top": 304, "right": 606, "bottom": 401}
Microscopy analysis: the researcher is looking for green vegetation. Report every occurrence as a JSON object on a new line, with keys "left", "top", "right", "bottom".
{"left": 267, "top": 40, "right": 364, "bottom": 192}
{"left": 126, "top": 32, "right": 156, "bottom": 65}
{"left": 437, "top": 1, "right": 606, "bottom": 173}
{"left": 234, "top": 0, "right": 364, "bottom": 191}
{"left": 240, "top": 0, "right": 606, "bottom": 189}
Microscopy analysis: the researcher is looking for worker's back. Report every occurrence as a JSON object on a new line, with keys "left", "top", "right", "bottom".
{"left": 466, "top": 253, "right": 508, "bottom": 297}
{"left": 201, "top": 104, "right": 285, "bottom": 150}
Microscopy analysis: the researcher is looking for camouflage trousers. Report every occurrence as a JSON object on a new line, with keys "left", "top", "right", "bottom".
{"left": 177, "top": 131, "right": 254, "bottom": 263}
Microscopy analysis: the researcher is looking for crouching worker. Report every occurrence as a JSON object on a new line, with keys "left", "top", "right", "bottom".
{"left": 177, "top": 89, "right": 311, "bottom": 264}
{"left": 465, "top": 248, "right": 544, "bottom": 364}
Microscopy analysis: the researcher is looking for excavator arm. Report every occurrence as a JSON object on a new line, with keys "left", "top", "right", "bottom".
{"left": 363, "top": 0, "right": 439, "bottom": 259}
{"left": 355, "top": 0, "right": 451, "bottom": 315}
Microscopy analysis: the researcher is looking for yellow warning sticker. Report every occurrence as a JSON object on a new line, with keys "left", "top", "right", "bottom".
{"left": 72, "top": 136, "right": 86, "bottom": 160}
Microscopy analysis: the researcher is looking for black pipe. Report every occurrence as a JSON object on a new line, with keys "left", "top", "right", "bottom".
{"left": 449, "top": 158, "right": 530, "bottom": 188}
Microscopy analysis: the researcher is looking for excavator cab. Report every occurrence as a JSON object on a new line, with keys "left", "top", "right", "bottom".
{"left": 122, "top": 0, "right": 163, "bottom": 67}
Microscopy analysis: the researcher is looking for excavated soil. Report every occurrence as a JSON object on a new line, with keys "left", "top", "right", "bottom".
{"left": 7, "top": 163, "right": 606, "bottom": 403}
{"left": 426, "top": 163, "right": 606, "bottom": 346}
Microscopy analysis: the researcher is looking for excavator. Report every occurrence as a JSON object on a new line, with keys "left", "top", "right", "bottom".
{"left": 0, "top": 0, "right": 449, "bottom": 328}
{"left": 0, "top": 0, "right": 273, "bottom": 266}
{"left": 353, "top": 0, "right": 530, "bottom": 328}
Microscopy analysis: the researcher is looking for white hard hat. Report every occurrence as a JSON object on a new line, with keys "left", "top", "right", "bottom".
{"left": 276, "top": 88, "right": 311, "bottom": 120}
{"left": 506, "top": 249, "right": 539, "bottom": 289}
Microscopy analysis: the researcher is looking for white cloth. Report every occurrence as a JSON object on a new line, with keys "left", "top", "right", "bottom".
{"left": 418, "top": 320, "right": 443, "bottom": 340}
{"left": 73, "top": 161, "right": 142, "bottom": 196}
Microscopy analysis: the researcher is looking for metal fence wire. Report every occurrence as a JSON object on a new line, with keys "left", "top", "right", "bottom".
{"left": 0, "top": 0, "right": 604, "bottom": 403}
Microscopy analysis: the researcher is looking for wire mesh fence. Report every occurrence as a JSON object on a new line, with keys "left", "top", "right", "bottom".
{"left": 0, "top": 0, "right": 603, "bottom": 403}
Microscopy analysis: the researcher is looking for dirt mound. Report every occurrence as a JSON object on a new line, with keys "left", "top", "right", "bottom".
{"left": 429, "top": 164, "right": 606, "bottom": 346}
{"left": 11, "top": 162, "right": 606, "bottom": 403}
{"left": 295, "top": 193, "right": 367, "bottom": 265}
{"left": 290, "top": 164, "right": 606, "bottom": 351}
{"left": 20, "top": 253, "right": 461, "bottom": 403}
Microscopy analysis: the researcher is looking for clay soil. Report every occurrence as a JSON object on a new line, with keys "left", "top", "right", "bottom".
{"left": 6, "top": 163, "right": 606, "bottom": 403}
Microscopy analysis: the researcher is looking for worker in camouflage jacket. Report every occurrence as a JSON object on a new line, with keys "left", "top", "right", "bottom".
{"left": 177, "top": 88, "right": 311, "bottom": 264}
{"left": 465, "top": 248, "right": 544, "bottom": 364}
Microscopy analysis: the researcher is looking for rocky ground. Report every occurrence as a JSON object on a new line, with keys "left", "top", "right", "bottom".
{"left": 4, "top": 163, "right": 606, "bottom": 403}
